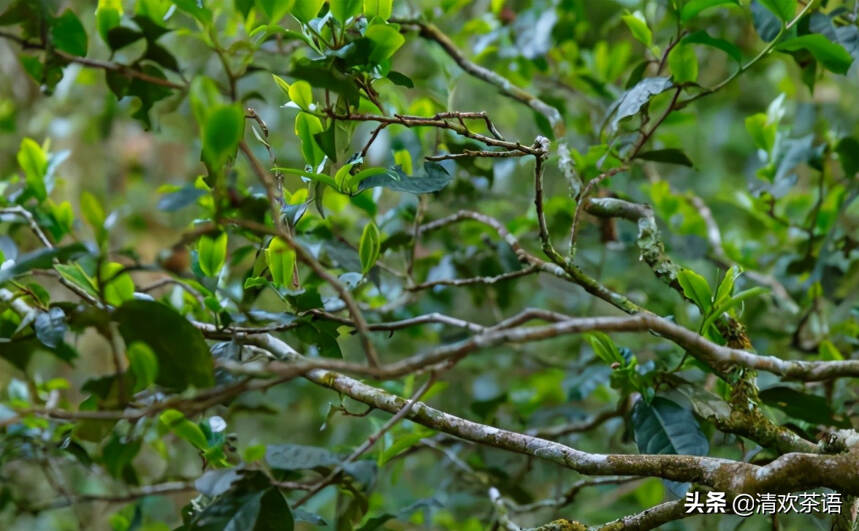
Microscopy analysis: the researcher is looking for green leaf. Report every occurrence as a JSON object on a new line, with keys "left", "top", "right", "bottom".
{"left": 80, "top": 190, "right": 108, "bottom": 246}
{"left": 256, "top": 0, "right": 294, "bottom": 22}
{"left": 621, "top": 13, "right": 652, "bottom": 48}
{"left": 364, "top": 0, "right": 392, "bottom": 20}
{"left": 51, "top": 9, "right": 88, "bottom": 56}
{"left": 272, "top": 74, "right": 291, "bottom": 97}
{"left": 632, "top": 396, "right": 709, "bottom": 455}
{"left": 202, "top": 104, "right": 245, "bottom": 169}
{"left": 365, "top": 23, "right": 405, "bottom": 63}
{"left": 713, "top": 265, "right": 741, "bottom": 305}
{"left": 683, "top": 31, "right": 742, "bottom": 63}
{"left": 751, "top": 0, "right": 782, "bottom": 42}
{"left": 357, "top": 163, "right": 453, "bottom": 194}
{"left": 189, "top": 76, "right": 223, "bottom": 127}
{"left": 274, "top": 166, "right": 338, "bottom": 189}
{"left": 330, "top": 0, "right": 362, "bottom": 24}
{"left": 667, "top": 44, "right": 698, "bottom": 83}
{"left": 313, "top": 123, "right": 338, "bottom": 162}
{"left": 160, "top": 409, "right": 209, "bottom": 449}
{"left": 745, "top": 113, "right": 776, "bottom": 152}
{"left": 127, "top": 342, "right": 159, "bottom": 392}
{"left": 758, "top": 0, "right": 796, "bottom": 22}
{"left": 101, "top": 262, "right": 136, "bottom": 306}
{"left": 679, "top": 0, "right": 739, "bottom": 22}
{"left": 34, "top": 307, "right": 66, "bottom": 349}
{"left": 288, "top": 80, "right": 313, "bottom": 109}
{"left": 169, "top": 0, "right": 212, "bottom": 24}
{"left": 700, "top": 286, "right": 768, "bottom": 334}
{"left": 759, "top": 387, "right": 851, "bottom": 428}
{"left": 608, "top": 77, "right": 674, "bottom": 131}
{"left": 776, "top": 34, "right": 853, "bottom": 74}
{"left": 17, "top": 138, "right": 47, "bottom": 201}
{"left": 113, "top": 300, "right": 214, "bottom": 390}
{"left": 584, "top": 332, "right": 624, "bottom": 364}
{"left": 292, "top": 0, "right": 325, "bottom": 22}
{"left": 0, "top": 244, "right": 89, "bottom": 286}
{"left": 197, "top": 232, "right": 228, "bottom": 277}
{"left": 266, "top": 237, "right": 296, "bottom": 287}
{"left": 393, "top": 150, "right": 413, "bottom": 175}
{"left": 359, "top": 222, "right": 381, "bottom": 274}
{"left": 677, "top": 268, "right": 712, "bottom": 312}
{"left": 54, "top": 263, "right": 99, "bottom": 298}
{"left": 634, "top": 148, "right": 694, "bottom": 167}
{"left": 294, "top": 112, "right": 325, "bottom": 167}
{"left": 96, "top": 0, "right": 123, "bottom": 42}
{"left": 836, "top": 137, "right": 859, "bottom": 177}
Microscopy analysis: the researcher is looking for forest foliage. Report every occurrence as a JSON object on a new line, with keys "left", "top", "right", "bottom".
{"left": 1, "top": 0, "right": 859, "bottom": 529}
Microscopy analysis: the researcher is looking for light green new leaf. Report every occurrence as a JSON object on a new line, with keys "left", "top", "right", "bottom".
{"left": 714, "top": 265, "right": 741, "bottom": 306}
{"left": 127, "top": 342, "right": 159, "bottom": 392}
{"left": 677, "top": 268, "right": 712, "bottom": 312}
{"left": 393, "top": 149, "right": 413, "bottom": 175}
{"left": 52, "top": 10, "right": 88, "bottom": 56}
{"left": 256, "top": 0, "right": 295, "bottom": 22}
{"left": 266, "top": 237, "right": 296, "bottom": 287}
{"left": 668, "top": 44, "right": 698, "bottom": 83}
{"left": 288, "top": 80, "right": 313, "bottom": 109}
{"left": 197, "top": 232, "right": 228, "bottom": 277}
{"left": 272, "top": 74, "right": 291, "bottom": 97}
{"left": 189, "top": 76, "right": 223, "bottom": 127}
{"left": 294, "top": 112, "right": 325, "bottom": 167}
{"left": 621, "top": 13, "right": 652, "bottom": 48}
{"left": 80, "top": 191, "right": 107, "bottom": 245}
{"left": 759, "top": 0, "right": 796, "bottom": 22}
{"left": 776, "top": 34, "right": 853, "bottom": 74}
{"left": 160, "top": 409, "right": 209, "bottom": 450}
{"left": 292, "top": 0, "right": 325, "bottom": 22}
{"left": 202, "top": 104, "right": 245, "bottom": 169}
{"left": 330, "top": 0, "right": 361, "bottom": 23}
{"left": 17, "top": 138, "right": 48, "bottom": 201}
{"left": 359, "top": 222, "right": 381, "bottom": 274}
{"left": 679, "top": 0, "right": 739, "bottom": 22}
{"left": 365, "top": 23, "right": 405, "bottom": 63}
{"left": 101, "top": 262, "right": 135, "bottom": 307}
{"left": 745, "top": 113, "right": 776, "bottom": 152}
{"left": 584, "top": 332, "right": 624, "bottom": 365}
{"left": 364, "top": 0, "right": 392, "bottom": 19}
{"left": 700, "top": 286, "right": 768, "bottom": 335}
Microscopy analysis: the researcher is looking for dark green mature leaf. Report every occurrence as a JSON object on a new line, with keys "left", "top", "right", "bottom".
{"left": 683, "top": 31, "right": 742, "bottom": 63}
{"left": 357, "top": 163, "right": 452, "bottom": 194}
{"left": 190, "top": 487, "right": 293, "bottom": 531}
{"left": 386, "top": 70, "right": 414, "bottom": 87}
{"left": 102, "top": 432, "right": 141, "bottom": 478}
{"left": 679, "top": 0, "right": 739, "bottom": 22}
{"left": 51, "top": 10, "right": 88, "bottom": 56}
{"left": 0, "top": 244, "right": 89, "bottom": 285}
{"left": 777, "top": 35, "right": 853, "bottom": 74}
{"left": 751, "top": 1, "right": 782, "bottom": 42}
{"left": 196, "top": 468, "right": 243, "bottom": 497}
{"left": 113, "top": 300, "right": 214, "bottom": 390}
{"left": 127, "top": 64, "right": 173, "bottom": 128}
{"left": 635, "top": 148, "right": 694, "bottom": 167}
{"left": 608, "top": 77, "right": 673, "bottom": 131}
{"left": 34, "top": 307, "right": 66, "bottom": 349}
{"left": 632, "top": 397, "right": 709, "bottom": 455}
{"left": 289, "top": 58, "right": 361, "bottom": 106}
{"left": 759, "top": 387, "right": 851, "bottom": 428}
{"left": 157, "top": 186, "right": 207, "bottom": 211}
{"left": 836, "top": 137, "right": 859, "bottom": 177}
{"left": 266, "top": 443, "right": 375, "bottom": 485}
